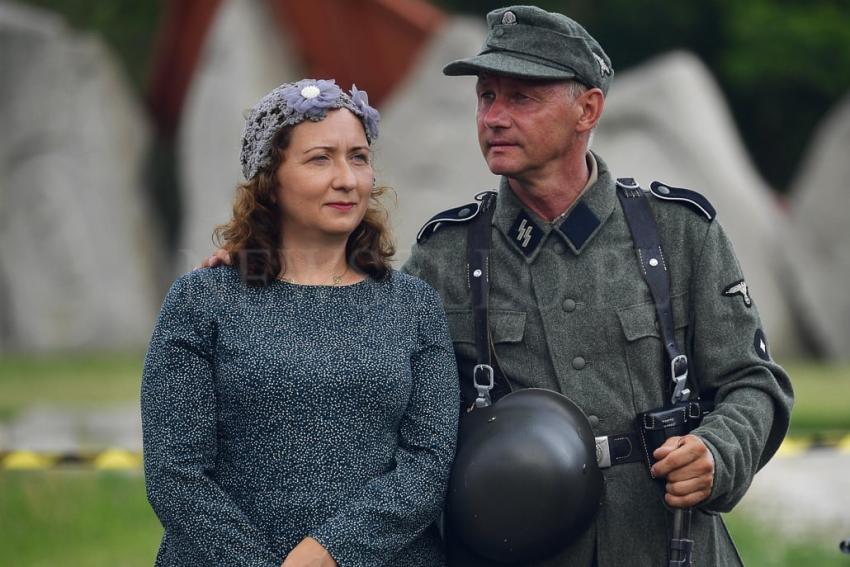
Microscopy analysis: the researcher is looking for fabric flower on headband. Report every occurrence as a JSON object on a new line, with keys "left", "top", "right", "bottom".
{"left": 351, "top": 85, "right": 380, "bottom": 142}
{"left": 282, "top": 79, "right": 343, "bottom": 118}
{"left": 240, "top": 79, "right": 382, "bottom": 180}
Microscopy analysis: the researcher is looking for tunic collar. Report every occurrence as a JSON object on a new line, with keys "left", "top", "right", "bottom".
{"left": 492, "top": 151, "right": 617, "bottom": 261}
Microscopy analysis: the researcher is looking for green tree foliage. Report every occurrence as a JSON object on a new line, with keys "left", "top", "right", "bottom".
{"left": 16, "top": 0, "right": 163, "bottom": 90}
{"left": 435, "top": 0, "right": 850, "bottom": 191}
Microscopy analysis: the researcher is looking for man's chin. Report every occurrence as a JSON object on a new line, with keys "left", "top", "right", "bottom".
{"left": 485, "top": 158, "right": 521, "bottom": 177}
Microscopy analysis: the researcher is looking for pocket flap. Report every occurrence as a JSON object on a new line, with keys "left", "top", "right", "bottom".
{"left": 617, "top": 293, "right": 688, "bottom": 342}
{"left": 446, "top": 310, "right": 526, "bottom": 344}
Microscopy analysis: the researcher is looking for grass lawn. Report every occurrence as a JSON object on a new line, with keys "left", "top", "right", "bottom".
{"left": 3, "top": 354, "right": 848, "bottom": 437}
{"left": 0, "top": 470, "right": 846, "bottom": 566}
{"left": 0, "top": 470, "right": 160, "bottom": 566}
{"left": 0, "top": 353, "right": 144, "bottom": 421}
{"left": 0, "top": 354, "right": 848, "bottom": 565}
{"left": 726, "top": 509, "right": 849, "bottom": 566}
{"left": 782, "top": 361, "right": 850, "bottom": 437}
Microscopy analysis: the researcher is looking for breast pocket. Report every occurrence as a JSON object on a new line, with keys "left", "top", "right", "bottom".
{"left": 616, "top": 292, "right": 689, "bottom": 410}
{"left": 445, "top": 309, "right": 527, "bottom": 405}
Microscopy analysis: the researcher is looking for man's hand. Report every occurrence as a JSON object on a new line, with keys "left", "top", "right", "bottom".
{"left": 196, "top": 249, "right": 232, "bottom": 270}
{"left": 650, "top": 434, "right": 715, "bottom": 508}
{"left": 281, "top": 537, "right": 337, "bottom": 567}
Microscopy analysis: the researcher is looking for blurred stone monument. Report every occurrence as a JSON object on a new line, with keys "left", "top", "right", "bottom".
{"left": 376, "top": 16, "right": 497, "bottom": 262}
{"left": 786, "top": 94, "right": 850, "bottom": 360}
{"left": 0, "top": 2, "right": 159, "bottom": 352}
{"left": 594, "top": 52, "right": 801, "bottom": 357}
{"left": 176, "top": 0, "right": 300, "bottom": 272}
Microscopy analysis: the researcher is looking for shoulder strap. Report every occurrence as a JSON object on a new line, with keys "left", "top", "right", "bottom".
{"left": 615, "top": 178, "right": 690, "bottom": 404}
{"left": 417, "top": 199, "right": 488, "bottom": 243}
{"left": 466, "top": 191, "right": 498, "bottom": 408}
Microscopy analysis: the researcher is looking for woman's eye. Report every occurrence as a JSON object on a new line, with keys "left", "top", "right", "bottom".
{"left": 352, "top": 153, "right": 369, "bottom": 164}
{"left": 310, "top": 155, "right": 329, "bottom": 163}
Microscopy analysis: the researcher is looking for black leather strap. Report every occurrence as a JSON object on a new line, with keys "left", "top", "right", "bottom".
{"left": 466, "top": 192, "right": 498, "bottom": 407}
{"left": 616, "top": 178, "right": 689, "bottom": 402}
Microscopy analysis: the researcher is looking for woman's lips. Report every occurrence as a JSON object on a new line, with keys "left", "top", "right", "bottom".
{"left": 326, "top": 202, "right": 356, "bottom": 211}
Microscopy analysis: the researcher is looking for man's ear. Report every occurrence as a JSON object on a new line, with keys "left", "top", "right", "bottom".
{"left": 577, "top": 88, "right": 605, "bottom": 133}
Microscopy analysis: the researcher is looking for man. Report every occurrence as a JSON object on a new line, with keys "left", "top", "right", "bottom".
{"left": 203, "top": 5, "right": 792, "bottom": 565}
{"left": 403, "top": 5, "right": 792, "bottom": 566}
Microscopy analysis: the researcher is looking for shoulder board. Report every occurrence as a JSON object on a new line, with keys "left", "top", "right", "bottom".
{"left": 416, "top": 191, "right": 496, "bottom": 243}
{"left": 649, "top": 181, "right": 716, "bottom": 221}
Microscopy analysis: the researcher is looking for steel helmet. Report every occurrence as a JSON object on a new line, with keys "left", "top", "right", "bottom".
{"left": 445, "top": 388, "right": 603, "bottom": 564}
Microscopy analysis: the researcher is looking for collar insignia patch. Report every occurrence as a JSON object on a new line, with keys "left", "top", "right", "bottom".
{"left": 557, "top": 201, "right": 599, "bottom": 252}
{"left": 508, "top": 210, "right": 542, "bottom": 256}
{"left": 723, "top": 280, "right": 752, "bottom": 308}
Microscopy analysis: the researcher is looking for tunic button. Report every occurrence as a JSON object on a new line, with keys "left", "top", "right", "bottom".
{"left": 588, "top": 415, "right": 600, "bottom": 427}
{"left": 457, "top": 207, "right": 471, "bottom": 218}
{"left": 572, "top": 356, "right": 586, "bottom": 370}
{"left": 553, "top": 243, "right": 564, "bottom": 254}
{"left": 563, "top": 298, "right": 576, "bottom": 312}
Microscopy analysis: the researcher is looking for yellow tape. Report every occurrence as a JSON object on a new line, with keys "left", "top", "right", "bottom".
{"left": 0, "top": 450, "right": 142, "bottom": 470}
{"left": 3, "top": 451, "right": 57, "bottom": 470}
{"left": 1, "top": 434, "right": 848, "bottom": 470}
{"left": 93, "top": 449, "right": 142, "bottom": 470}
{"left": 776, "top": 437, "right": 811, "bottom": 457}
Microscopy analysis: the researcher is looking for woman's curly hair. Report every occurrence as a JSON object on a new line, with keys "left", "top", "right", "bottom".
{"left": 214, "top": 127, "right": 395, "bottom": 286}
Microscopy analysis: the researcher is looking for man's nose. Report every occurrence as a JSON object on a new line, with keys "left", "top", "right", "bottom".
{"left": 481, "top": 98, "right": 510, "bottom": 129}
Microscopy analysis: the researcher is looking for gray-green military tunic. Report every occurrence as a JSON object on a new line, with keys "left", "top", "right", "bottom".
{"left": 403, "top": 153, "right": 794, "bottom": 566}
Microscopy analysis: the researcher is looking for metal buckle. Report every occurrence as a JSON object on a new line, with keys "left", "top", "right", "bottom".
{"left": 670, "top": 354, "right": 690, "bottom": 404}
{"left": 595, "top": 436, "right": 611, "bottom": 468}
{"left": 473, "top": 364, "right": 494, "bottom": 408}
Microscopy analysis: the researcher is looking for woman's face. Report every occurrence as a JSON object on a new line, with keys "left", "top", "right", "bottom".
{"left": 274, "top": 109, "right": 373, "bottom": 243}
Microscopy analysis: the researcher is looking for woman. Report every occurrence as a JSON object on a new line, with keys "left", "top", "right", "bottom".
{"left": 141, "top": 79, "right": 459, "bottom": 567}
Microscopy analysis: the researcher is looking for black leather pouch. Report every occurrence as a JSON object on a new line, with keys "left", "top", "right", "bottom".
{"left": 636, "top": 400, "right": 714, "bottom": 473}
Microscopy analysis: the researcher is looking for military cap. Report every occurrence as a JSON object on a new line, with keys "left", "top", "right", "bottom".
{"left": 443, "top": 5, "right": 614, "bottom": 95}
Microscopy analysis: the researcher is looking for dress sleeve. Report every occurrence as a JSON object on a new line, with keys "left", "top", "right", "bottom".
{"left": 308, "top": 283, "right": 460, "bottom": 566}
{"left": 141, "top": 274, "right": 281, "bottom": 566}
{"left": 686, "top": 220, "right": 794, "bottom": 513}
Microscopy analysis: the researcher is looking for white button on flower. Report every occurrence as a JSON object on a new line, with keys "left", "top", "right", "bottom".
{"left": 301, "top": 85, "right": 321, "bottom": 99}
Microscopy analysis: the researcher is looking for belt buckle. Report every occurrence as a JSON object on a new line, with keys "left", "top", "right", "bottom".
{"left": 670, "top": 355, "right": 690, "bottom": 404}
{"left": 595, "top": 436, "right": 611, "bottom": 468}
{"left": 473, "top": 364, "right": 494, "bottom": 408}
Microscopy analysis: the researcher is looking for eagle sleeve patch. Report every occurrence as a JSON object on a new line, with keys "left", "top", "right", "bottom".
{"left": 723, "top": 279, "right": 752, "bottom": 308}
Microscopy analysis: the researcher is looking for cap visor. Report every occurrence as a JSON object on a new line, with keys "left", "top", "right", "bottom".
{"left": 443, "top": 52, "right": 578, "bottom": 81}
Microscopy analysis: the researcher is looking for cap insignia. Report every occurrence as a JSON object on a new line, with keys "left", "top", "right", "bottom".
{"left": 593, "top": 53, "right": 612, "bottom": 77}
{"left": 501, "top": 11, "right": 517, "bottom": 25}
